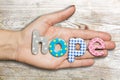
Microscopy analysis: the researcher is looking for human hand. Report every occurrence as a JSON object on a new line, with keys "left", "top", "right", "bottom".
{"left": 16, "top": 5, "right": 115, "bottom": 69}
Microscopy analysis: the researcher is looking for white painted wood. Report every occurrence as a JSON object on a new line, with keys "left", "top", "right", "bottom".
{"left": 0, "top": 0, "right": 120, "bottom": 80}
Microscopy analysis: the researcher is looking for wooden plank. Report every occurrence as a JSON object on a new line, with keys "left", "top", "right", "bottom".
{"left": 0, "top": 0, "right": 120, "bottom": 80}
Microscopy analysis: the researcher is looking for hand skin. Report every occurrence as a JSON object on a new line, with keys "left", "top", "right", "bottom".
{"left": 0, "top": 5, "right": 115, "bottom": 70}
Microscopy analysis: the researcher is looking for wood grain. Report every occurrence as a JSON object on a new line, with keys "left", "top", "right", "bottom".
{"left": 0, "top": 0, "right": 120, "bottom": 80}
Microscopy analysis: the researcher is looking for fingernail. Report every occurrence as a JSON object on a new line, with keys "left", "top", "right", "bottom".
{"left": 65, "top": 5, "right": 75, "bottom": 9}
{"left": 70, "top": 5, "right": 75, "bottom": 7}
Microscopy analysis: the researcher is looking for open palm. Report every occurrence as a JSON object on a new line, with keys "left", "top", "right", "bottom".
{"left": 16, "top": 6, "right": 115, "bottom": 69}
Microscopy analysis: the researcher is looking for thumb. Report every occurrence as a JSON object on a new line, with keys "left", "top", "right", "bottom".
{"left": 25, "top": 5, "right": 75, "bottom": 34}
{"left": 39, "top": 5, "right": 75, "bottom": 26}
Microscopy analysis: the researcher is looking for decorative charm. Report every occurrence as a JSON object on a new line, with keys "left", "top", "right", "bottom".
{"left": 32, "top": 30, "right": 48, "bottom": 55}
{"left": 68, "top": 38, "right": 86, "bottom": 62}
{"left": 88, "top": 38, "right": 105, "bottom": 56}
{"left": 49, "top": 38, "right": 67, "bottom": 57}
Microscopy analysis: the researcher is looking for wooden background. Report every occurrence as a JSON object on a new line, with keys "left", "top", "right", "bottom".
{"left": 0, "top": 0, "right": 120, "bottom": 80}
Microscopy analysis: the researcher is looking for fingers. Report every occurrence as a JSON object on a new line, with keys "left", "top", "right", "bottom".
{"left": 40, "top": 5, "right": 75, "bottom": 26}
{"left": 77, "top": 41, "right": 115, "bottom": 59}
{"left": 85, "top": 41, "right": 115, "bottom": 50}
{"left": 67, "top": 41, "right": 115, "bottom": 59}
{"left": 99, "top": 41, "right": 115, "bottom": 49}
{"left": 71, "top": 29, "right": 111, "bottom": 41}
{"left": 54, "top": 27, "right": 115, "bottom": 49}
{"left": 58, "top": 59, "right": 94, "bottom": 69}
{"left": 75, "top": 50, "right": 108, "bottom": 59}
{"left": 59, "top": 27, "right": 111, "bottom": 41}
{"left": 74, "top": 40, "right": 115, "bottom": 50}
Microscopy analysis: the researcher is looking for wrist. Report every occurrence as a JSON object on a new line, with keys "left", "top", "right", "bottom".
{"left": 0, "top": 30, "right": 21, "bottom": 60}
{"left": 11, "top": 31, "right": 22, "bottom": 60}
